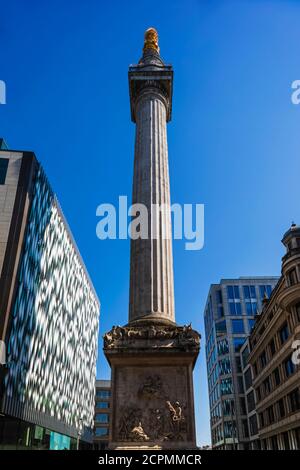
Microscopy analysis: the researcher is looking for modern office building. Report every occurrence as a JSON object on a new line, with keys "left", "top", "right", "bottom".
{"left": 247, "top": 224, "right": 300, "bottom": 450}
{"left": 93, "top": 380, "right": 111, "bottom": 450}
{"left": 204, "top": 276, "right": 278, "bottom": 449}
{"left": 0, "top": 144, "right": 100, "bottom": 449}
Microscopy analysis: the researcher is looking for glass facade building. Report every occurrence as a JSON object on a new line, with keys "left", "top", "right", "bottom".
{"left": 0, "top": 148, "right": 100, "bottom": 449}
{"left": 204, "top": 277, "right": 278, "bottom": 449}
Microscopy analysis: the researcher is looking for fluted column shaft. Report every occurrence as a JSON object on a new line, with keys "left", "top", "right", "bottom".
{"left": 129, "top": 88, "right": 175, "bottom": 324}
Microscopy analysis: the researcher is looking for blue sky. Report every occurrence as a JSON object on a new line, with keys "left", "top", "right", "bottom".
{"left": 1, "top": 0, "right": 300, "bottom": 446}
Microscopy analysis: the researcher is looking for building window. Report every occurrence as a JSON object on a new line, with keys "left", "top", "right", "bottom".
{"left": 95, "top": 413, "right": 109, "bottom": 423}
{"left": 263, "top": 376, "right": 271, "bottom": 395}
{"left": 273, "top": 367, "right": 281, "bottom": 386}
{"left": 229, "top": 301, "right": 242, "bottom": 315}
{"left": 215, "top": 319, "right": 227, "bottom": 336}
{"left": 284, "top": 355, "right": 295, "bottom": 378}
{"left": 248, "top": 319, "right": 255, "bottom": 331}
{"left": 241, "top": 345, "right": 249, "bottom": 369}
{"left": 271, "top": 435, "right": 278, "bottom": 450}
{"left": 217, "top": 306, "right": 224, "bottom": 318}
{"left": 0, "top": 158, "right": 9, "bottom": 185}
{"left": 249, "top": 415, "right": 258, "bottom": 436}
{"left": 247, "top": 390, "right": 255, "bottom": 413}
{"left": 259, "top": 285, "right": 272, "bottom": 299}
{"left": 220, "top": 378, "right": 233, "bottom": 395}
{"left": 96, "top": 401, "right": 110, "bottom": 409}
{"left": 259, "top": 412, "right": 265, "bottom": 428}
{"left": 295, "top": 427, "right": 300, "bottom": 448}
{"left": 288, "top": 388, "right": 300, "bottom": 413}
{"left": 295, "top": 303, "right": 300, "bottom": 323}
{"left": 218, "top": 357, "right": 231, "bottom": 375}
{"left": 244, "top": 368, "right": 252, "bottom": 390}
{"left": 267, "top": 405, "right": 275, "bottom": 425}
{"left": 96, "top": 390, "right": 111, "bottom": 399}
{"left": 95, "top": 427, "right": 109, "bottom": 437}
{"left": 256, "top": 386, "right": 261, "bottom": 402}
{"left": 277, "top": 398, "right": 285, "bottom": 418}
{"left": 269, "top": 338, "right": 276, "bottom": 357}
{"left": 231, "top": 319, "right": 245, "bottom": 334}
{"left": 246, "top": 301, "right": 257, "bottom": 316}
{"left": 243, "top": 286, "right": 256, "bottom": 299}
{"left": 233, "top": 337, "right": 245, "bottom": 352}
{"left": 288, "top": 268, "right": 298, "bottom": 286}
{"left": 222, "top": 398, "right": 235, "bottom": 416}
{"left": 227, "top": 285, "right": 240, "bottom": 300}
{"left": 240, "top": 397, "right": 246, "bottom": 415}
{"left": 238, "top": 376, "right": 244, "bottom": 394}
{"left": 216, "top": 289, "right": 223, "bottom": 304}
{"left": 259, "top": 350, "right": 267, "bottom": 369}
{"left": 282, "top": 431, "right": 290, "bottom": 450}
{"left": 217, "top": 338, "right": 229, "bottom": 355}
{"left": 279, "top": 321, "right": 289, "bottom": 345}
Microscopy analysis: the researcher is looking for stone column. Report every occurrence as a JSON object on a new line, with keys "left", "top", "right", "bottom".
{"left": 129, "top": 87, "right": 175, "bottom": 325}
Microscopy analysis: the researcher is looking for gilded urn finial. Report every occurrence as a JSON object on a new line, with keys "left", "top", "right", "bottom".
{"left": 143, "top": 27, "right": 160, "bottom": 53}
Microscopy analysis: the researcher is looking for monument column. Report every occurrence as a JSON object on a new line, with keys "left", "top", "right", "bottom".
{"left": 104, "top": 28, "right": 200, "bottom": 450}
{"left": 129, "top": 76, "right": 175, "bottom": 324}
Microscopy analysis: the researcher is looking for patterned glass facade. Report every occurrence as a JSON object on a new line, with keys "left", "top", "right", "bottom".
{"left": 2, "top": 165, "right": 100, "bottom": 441}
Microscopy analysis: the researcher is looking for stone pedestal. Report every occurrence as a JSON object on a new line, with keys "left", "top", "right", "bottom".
{"left": 104, "top": 323, "right": 200, "bottom": 450}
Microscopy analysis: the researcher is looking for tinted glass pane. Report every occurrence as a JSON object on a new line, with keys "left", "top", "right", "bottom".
{"left": 232, "top": 319, "right": 244, "bottom": 334}
{"left": 0, "top": 158, "right": 9, "bottom": 185}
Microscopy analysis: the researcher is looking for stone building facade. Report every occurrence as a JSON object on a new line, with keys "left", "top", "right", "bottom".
{"left": 247, "top": 224, "right": 300, "bottom": 449}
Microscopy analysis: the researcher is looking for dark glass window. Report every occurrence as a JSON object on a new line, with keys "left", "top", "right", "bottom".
{"left": 0, "top": 158, "right": 9, "bottom": 185}
{"left": 216, "top": 290, "right": 223, "bottom": 304}
{"left": 248, "top": 319, "right": 255, "bottom": 331}
{"left": 244, "top": 368, "right": 252, "bottom": 390}
{"left": 295, "top": 303, "right": 300, "bottom": 323}
{"left": 260, "top": 350, "right": 267, "bottom": 369}
{"left": 215, "top": 320, "right": 227, "bottom": 336}
{"left": 217, "top": 306, "right": 224, "bottom": 318}
{"left": 288, "top": 388, "right": 300, "bottom": 412}
{"left": 232, "top": 319, "right": 244, "bottom": 334}
{"left": 278, "top": 398, "right": 285, "bottom": 418}
{"left": 263, "top": 376, "right": 271, "bottom": 394}
{"left": 271, "top": 435, "right": 278, "bottom": 450}
{"left": 233, "top": 337, "right": 245, "bottom": 352}
{"left": 95, "top": 427, "right": 109, "bottom": 437}
{"left": 273, "top": 367, "right": 281, "bottom": 386}
{"left": 222, "top": 398, "right": 235, "bottom": 416}
{"left": 220, "top": 378, "right": 233, "bottom": 395}
{"left": 217, "top": 338, "right": 229, "bottom": 355}
{"left": 259, "top": 285, "right": 273, "bottom": 299}
{"left": 96, "top": 390, "right": 111, "bottom": 399}
{"left": 249, "top": 415, "right": 258, "bottom": 436}
{"left": 282, "top": 432, "right": 290, "bottom": 450}
{"left": 241, "top": 346, "right": 249, "bottom": 369}
{"left": 247, "top": 390, "right": 255, "bottom": 413}
{"left": 269, "top": 338, "right": 276, "bottom": 356}
{"left": 259, "top": 412, "right": 265, "bottom": 428}
{"left": 95, "top": 413, "right": 109, "bottom": 423}
{"left": 96, "top": 401, "right": 110, "bottom": 409}
{"left": 279, "top": 322, "right": 289, "bottom": 344}
{"left": 256, "top": 386, "right": 261, "bottom": 402}
{"left": 288, "top": 268, "right": 298, "bottom": 286}
{"left": 240, "top": 397, "right": 246, "bottom": 415}
{"left": 238, "top": 376, "right": 244, "bottom": 394}
{"left": 267, "top": 405, "right": 274, "bottom": 424}
{"left": 284, "top": 355, "right": 295, "bottom": 378}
